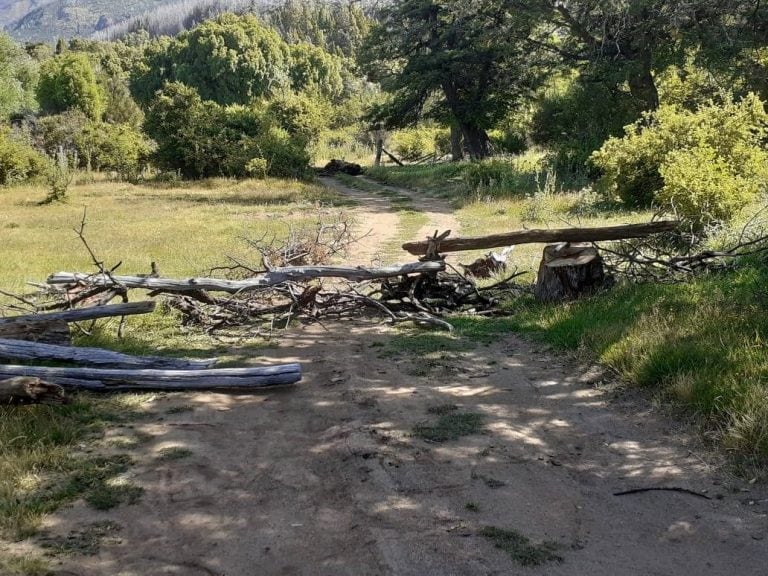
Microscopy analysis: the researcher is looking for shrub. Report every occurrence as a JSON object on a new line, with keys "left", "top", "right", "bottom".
{"left": 0, "top": 127, "right": 46, "bottom": 186}
{"left": 144, "top": 83, "right": 312, "bottom": 179}
{"left": 591, "top": 94, "right": 768, "bottom": 226}
{"left": 390, "top": 127, "right": 451, "bottom": 161}
{"left": 264, "top": 92, "right": 329, "bottom": 146}
{"left": 531, "top": 72, "right": 638, "bottom": 175}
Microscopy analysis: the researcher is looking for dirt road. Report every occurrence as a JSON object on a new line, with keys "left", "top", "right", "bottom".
{"left": 41, "top": 177, "right": 768, "bottom": 576}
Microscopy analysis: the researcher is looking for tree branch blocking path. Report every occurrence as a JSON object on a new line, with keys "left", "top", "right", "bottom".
{"left": 402, "top": 221, "right": 681, "bottom": 255}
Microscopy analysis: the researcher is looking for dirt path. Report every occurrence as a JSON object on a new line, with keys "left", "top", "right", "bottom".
{"left": 319, "top": 175, "right": 461, "bottom": 264}
{"left": 39, "top": 180, "right": 767, "bottom": 576}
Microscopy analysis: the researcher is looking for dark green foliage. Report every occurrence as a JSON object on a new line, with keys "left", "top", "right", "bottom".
{"left": 0, "top": 127, "right": 46, "bottom": 186}
{"left": 133, "top": 13, "right": 291, "bottom": 107}
{"left": 288, "top": 42, "right": 344, "bottom": 100}
{"left": 36, "top": 52, "right": 105, "bottom": 120}
{"left": 360, "top": 0, "right": 540, "bottom": 159}
{"left": 0, "top": 32, "right": 38, "bottom": 119}
{"left": 144, "top": 82, "right": 310, "bottom": 179}
{"left": 531, "top": 73, "right": 638, "bottom": 175}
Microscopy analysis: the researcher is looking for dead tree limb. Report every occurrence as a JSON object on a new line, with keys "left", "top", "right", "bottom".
{"left": 0, "top": 301, "right": 156, "bottom": 327}
{"left": 0, "top": 338, "right": 216, "bottom": 370}
{"left": 0, "top": 363, "right": 302, "bottom": 391}
{"left": 48, "top": 262, "right": 446, "bottom": 294}
{"left": 402, "top": 222, "right": 681, "bottom": 255}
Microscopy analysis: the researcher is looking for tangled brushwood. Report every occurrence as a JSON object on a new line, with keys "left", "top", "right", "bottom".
{"left": 597, "top": 212, "right": 768, "bottom": 283}
{"left": 2, "top": 210, "right": 766, "bottom": 340}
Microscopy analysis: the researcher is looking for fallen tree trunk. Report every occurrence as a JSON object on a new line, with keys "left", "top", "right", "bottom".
{"left": 402, "top": 222, "right": 681, "bottom": 255}
{"left": 47, "top": 262, "right": 445, "bottom": 294}
{"left": 0, "top": 376, "right": 67, "bottom": 405}
{"left": 0, "top": 301, "right": 156, "bottom": 327}
{"left": 0, "top": 338, "right": 217, "bottom": 370}
{"left": 0, "top": 363, "right": 302, "bottom": 391}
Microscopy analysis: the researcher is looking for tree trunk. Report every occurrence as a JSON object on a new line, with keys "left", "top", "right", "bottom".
{"left": 402, "top": 221, "right": 680, "bottom": 255}
{"left": 374, "top": 137, "right": 383, "bottom": 167}
{"left": 459, "top": 123, "right": 491, "bottom": 160}
{"left": 450, "top": 123, "right": 464, "bottom": 162}
{"left": 0, "top": 363, "right": 303, "bottom": 391}
{"left": 534, "top": 243, "right": 606, "bottom": 302}
{"left": 0, "top": 338, "right": 217, "bottom": 370}
{"left": 628, "top": 50, "right": 659, "bottom": 111}
{"left": 48, "top": 262, "right": 446, "bottom": 294}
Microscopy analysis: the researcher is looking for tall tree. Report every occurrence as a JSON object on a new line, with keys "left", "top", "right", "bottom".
{"left": 360, "top": 0, "right": 540, "bottom": 160}
{"left": 512, "top": 1, "right": 766, "bottom": 112}
{"left": 37, "top": 52, "right": 105, "bottom": 120}
{"left": 0, "top": 33, "right": 38, "bottom": 119}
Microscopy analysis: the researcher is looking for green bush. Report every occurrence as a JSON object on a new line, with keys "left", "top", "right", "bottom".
{"left": 264, "top": 92, "right": 329, "bottom": 146}
{"left": 391, "top": 127, "right": 449, "bottom": 161}
{"left": 591, "top": 94, "right": 768, "bottom": 225}
{"left": 37, "top": 53, "right": 105, "bottom": 120}
{"left": 0, "top": 127, "right": 46, "bottom": 186}
{"left": 144, "top": 83, "right": 312, "bottom": 179}
{"left": 531, "top": 72, "right": 638, "bottom": 175}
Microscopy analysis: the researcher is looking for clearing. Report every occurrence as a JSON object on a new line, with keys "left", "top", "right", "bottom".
{"left": 2, "top": 176, "right": 767, "bottom": 576}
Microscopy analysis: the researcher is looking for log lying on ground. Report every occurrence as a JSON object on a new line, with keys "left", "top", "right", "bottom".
{"left": 0, "top": 376, "right": 67, "bottom": 405}
{"left": 0, "top": 301, "right": 156, "bottom": 327}
{"left": 47, "top": 262, "right": 446, "bottom": 294}
{"left": 0, "top": 302, "right": 156, "bottom": 345}
{"left": 0, "top": 338, "right": 217, "bottom": 370}
{"left": 0, "top": 363, "right": 302, "bottom": 391}
{"left": 402, "top": 222, "right": 681, "bottom": 255}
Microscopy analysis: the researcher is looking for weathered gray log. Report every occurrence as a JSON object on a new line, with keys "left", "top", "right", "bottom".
{"left": 0, "top": 363, "right": 302, "bottom": 391}
{"left": 402, "top": 221, "right": 681, "bottom": 255}
{"left": 534, "top": 243, "right": 606, "bottom": 302}
{"left": 0, "top": 338, "right": 217, "bottom": 370}
{"left": 0, "top": 376, "right": 67, "bottom": 405}
{"left": 47, "top": 262, "right": 446, "bottom": 294}
{"left": 0, "top": 301, "right": 156, "bottom": 327}
{"left": 0, "top": 320, "right": 71, "bottom": 345}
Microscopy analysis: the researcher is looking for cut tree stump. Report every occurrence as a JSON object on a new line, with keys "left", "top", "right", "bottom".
{"left": 534, "top": 243, "right": 606, "bottom": 302}
{"left": 0, "top": 376, "right": 67, "bottom": 405}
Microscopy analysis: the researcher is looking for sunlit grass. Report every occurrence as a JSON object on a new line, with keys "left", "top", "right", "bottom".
{"left": 0, "top": 176, "right": 343, "bottom": 296}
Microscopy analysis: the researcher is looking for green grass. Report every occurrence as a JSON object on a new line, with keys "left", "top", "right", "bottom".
{"left": 498, "top": 261, "right": 768, "bottom": 461}
{"left": 155, "top": 447, "right": 194, "bottom": 462}
{"left": 413, "top": 412, "right": 485, "bottom": 442}
{"left": 479, "top": 526, "right": 562, "bottom": 566}
{"left": 0, "top": 395, "right": 152, "bottom": 539}
{"left": 0, "top": 176, "right": 343, "bottom": 296}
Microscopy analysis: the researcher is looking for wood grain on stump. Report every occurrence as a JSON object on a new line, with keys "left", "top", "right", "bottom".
{"left": 534, "top": 243, "right": 606, "bottom": 302}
